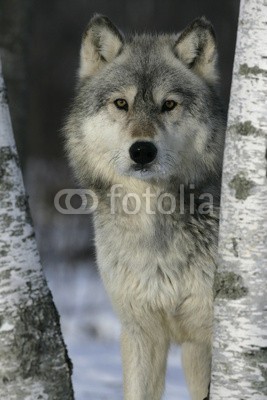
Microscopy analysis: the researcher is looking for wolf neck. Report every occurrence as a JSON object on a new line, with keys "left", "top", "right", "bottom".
{"left": 95, "top": 168, "right": 220, "bottom": 195}
{"left": 94, "top": 172, "right": 220, "bottom": 218}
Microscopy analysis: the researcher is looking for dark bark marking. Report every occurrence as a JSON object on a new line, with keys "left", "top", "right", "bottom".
{"left": 230, "top": 120, "right": 262, "bottom": 136}
{"left": 214, "top": 271, "right": 248, "bottom": 299}
{"left": 244, "top": 347, "right": 267, "bottom": 394}
{"left": 239, "top": 63, "right": 267, "bottom": 77}
{"left": 229, "top": 174, "right": 254, "bottom": 200}
{"left": 232, "top": 237, "right": 239, "bottom": 257}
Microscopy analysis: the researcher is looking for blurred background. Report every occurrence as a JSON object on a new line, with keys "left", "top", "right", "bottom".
{"left": 0, "top": 1, "right": 240, "bottom": 399}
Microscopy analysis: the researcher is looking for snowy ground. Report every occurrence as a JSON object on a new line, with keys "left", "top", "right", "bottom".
{"left": 45, "top": 261, "right": 190, "bottom": 400}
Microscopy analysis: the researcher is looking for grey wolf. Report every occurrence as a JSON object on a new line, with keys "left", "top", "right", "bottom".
{"left": 64, "top": 14, "right": 226, "bottom": 400}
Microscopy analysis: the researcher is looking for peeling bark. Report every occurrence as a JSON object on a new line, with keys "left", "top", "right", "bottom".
{"left": 0, "top": 60, "right": 74, "bottom": 399}
{"left": 210, "top": 0, "right": 267, "bottom": 399}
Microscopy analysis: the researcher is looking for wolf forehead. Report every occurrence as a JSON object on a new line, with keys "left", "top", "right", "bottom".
{"left": 77, "top": 14, "right": 218, "bottom": 103}
{"left": 77, "top": 44, "right": 213, "bottom": 126}
{"left": 83, "top": 58, "right": 198, "bottom": 108}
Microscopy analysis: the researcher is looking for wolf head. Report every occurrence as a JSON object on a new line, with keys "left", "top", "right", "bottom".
{"left": 65, "top": 15, "right": 225, "bottom": 190}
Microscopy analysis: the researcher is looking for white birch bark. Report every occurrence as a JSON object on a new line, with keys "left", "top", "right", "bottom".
{"left": 210, "top": 0, "right": 267, "bottom": 399}
{"left": 0, "top": 60, "right": 74, "bottom": 399}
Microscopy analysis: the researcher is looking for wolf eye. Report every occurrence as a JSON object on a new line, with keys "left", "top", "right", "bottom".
{"left": 162, "top": 100, "right": 177, "bottom": 112}
{"left": 114, "top": 98, "right": 128, "bottom": 111}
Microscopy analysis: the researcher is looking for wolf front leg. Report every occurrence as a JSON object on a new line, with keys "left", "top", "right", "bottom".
{"left": 121, "top": 328, "right": 169, "bottom": 400}
{"left": 182, "top": 341, "right": 211, "bottom": 400}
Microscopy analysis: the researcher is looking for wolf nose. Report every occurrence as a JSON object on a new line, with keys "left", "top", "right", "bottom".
{"left": 129, "top": 141, "right": 158, "bottom": 165}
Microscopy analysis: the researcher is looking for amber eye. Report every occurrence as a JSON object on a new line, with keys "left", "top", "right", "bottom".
{"left": 162, "top": 100, "right": 177, "bottom": 112}
{"left": 114, "top": 98, "right": 128, "bottom": 111}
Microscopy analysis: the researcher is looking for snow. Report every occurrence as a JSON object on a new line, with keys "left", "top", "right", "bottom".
{"left": 44, "top": 260, "right": 190, "bottom": 400}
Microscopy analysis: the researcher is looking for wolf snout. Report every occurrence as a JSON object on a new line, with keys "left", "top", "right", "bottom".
{"left": 129, "top": 141, "right": 158, "bottom": 165}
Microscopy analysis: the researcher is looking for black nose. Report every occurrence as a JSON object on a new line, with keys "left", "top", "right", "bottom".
{"left": 129, "top": 141, "right": 158, "bottom": 165}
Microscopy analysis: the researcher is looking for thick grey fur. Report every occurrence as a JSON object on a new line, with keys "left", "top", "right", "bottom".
{"left": 64, "top": 14, "right": 226, "bottom": 400}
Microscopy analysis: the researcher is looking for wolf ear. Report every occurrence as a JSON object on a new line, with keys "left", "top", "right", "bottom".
{"left": 174, "top": 17, "right": 218, "bottom": 85}
{"left": 79, "top": 15, "right": 124, "bottom": 78}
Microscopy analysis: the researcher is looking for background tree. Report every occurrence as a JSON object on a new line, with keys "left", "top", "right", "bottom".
{"left": 210, "top": 0, "right": 267, "bottom": 398}
{"left": 0, "top": 60, "right": 74, "bottom": 399}
{"left": 0, "top": 0, "right": 33, "bottom": 162}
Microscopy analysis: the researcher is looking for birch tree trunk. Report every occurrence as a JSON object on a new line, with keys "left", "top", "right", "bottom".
{"left": 210, "top": 0, "right": 267, "bottom": 399}
{"left": 0, "top": 60, "right": 74, "bottom": 399}
{"left": 0, "top": 0, "right": 33, "bottom": 162}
